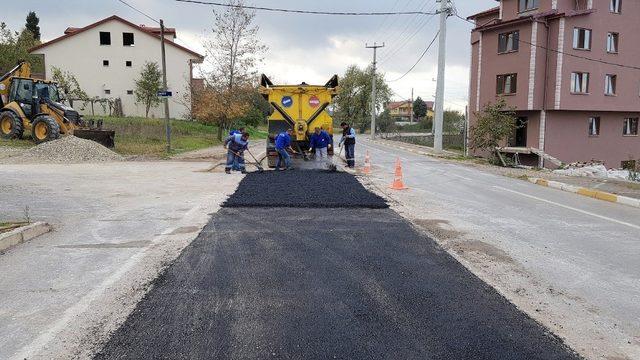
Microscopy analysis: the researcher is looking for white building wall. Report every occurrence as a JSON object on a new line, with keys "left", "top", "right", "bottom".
{"left": 32, "top": 19, "right": 200, "bottom": 119}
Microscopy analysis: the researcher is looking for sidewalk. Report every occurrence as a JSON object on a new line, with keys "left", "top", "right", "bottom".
{"left": 373, "top": 138, "right": 640, "bottom": 201}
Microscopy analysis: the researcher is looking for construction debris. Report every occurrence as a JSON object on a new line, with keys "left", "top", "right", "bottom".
{"left": 553, "top": 163, "right": 637, "bottom": 182}
{"left": 3, "top": 136, "right": 123, "bottom": 164}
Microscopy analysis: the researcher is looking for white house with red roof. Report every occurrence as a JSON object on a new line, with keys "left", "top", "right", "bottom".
{"left": 29, "top": 15, "right": 204, "bottom": 119}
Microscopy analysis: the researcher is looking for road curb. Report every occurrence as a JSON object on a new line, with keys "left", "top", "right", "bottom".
{"left": 0, "top": 222, "right": 52, "bottom": 252}
{"left": 527, "top": 177, "right": 640, "bottom": 209}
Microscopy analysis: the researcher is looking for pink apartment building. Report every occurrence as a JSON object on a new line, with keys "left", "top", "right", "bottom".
{"left": 468, "top": 0, "right": 639, "bottom": 168}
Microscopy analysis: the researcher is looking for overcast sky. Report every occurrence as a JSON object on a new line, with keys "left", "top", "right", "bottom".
{"left": 5, "top": 0, "right": 496, "bottom": 111}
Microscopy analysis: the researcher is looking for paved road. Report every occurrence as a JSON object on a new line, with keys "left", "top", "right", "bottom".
{"left": 357, "top": 138, "right": 640, "bottom": 357}
{"left": 96, "top": 171, "right": 579, "bottom": 360}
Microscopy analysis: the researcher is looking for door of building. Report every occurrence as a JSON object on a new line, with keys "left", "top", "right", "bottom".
{"left": 514, "top": 117, "right": 528, "bottom": 147}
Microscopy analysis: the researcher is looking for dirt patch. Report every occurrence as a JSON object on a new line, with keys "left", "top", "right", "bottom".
{"left": 448, "top": 239, "right": 515, "bottom": 264}
{"left": 413, "top": 219, "right": 464, "bottom": 241}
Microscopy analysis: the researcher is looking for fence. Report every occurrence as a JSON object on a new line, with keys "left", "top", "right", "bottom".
{"left": 384, "top": 133, "right": 465, "bottom": 151}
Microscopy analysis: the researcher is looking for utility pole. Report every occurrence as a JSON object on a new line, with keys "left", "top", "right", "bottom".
{"left": 410, "top": 88, "right": 414, "bottom": 124}
{"left": 160, "top": 19, "right": 171, "bottom": 153}
{"left": 434, "top": 0, "right": 451, "bottom": 152}
{"left": 366, "top": 42, "right": 384, "bottom": 140}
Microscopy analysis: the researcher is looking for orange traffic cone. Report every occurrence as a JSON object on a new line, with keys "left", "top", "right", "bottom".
{"left": 389, "top": 158, "right": 408, "bottom": 190}
{"left": 362, "top": 150, "right": 372, "bottom": 175}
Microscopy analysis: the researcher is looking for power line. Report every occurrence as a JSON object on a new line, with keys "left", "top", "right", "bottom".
{"left": 378, "top": 0, "right": 437, "bottom": 63}
{"left": 387, "top": 30, "right": 440, "bottom": 82}
{"left": 379, "top": 4, "right": 439, "bottom": 65}
{"left": 454, "top": 13, "right": 640, "bottom": 71}
{"left": 175, "top": 0, "right": 438, "bottom": 16}
{"left": 117, "top": 0, "right": 159, "bottom": 24}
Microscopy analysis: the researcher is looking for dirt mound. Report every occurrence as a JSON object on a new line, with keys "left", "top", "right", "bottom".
{"left": 6, "top": 136, "right": 123, "bottom": 164}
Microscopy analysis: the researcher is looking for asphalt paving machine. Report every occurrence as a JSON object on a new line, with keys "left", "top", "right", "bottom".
{"left": 259, "top": 74, "right": 339, "bottom": 168}
{"left": 0, "top": 62, "right": 115, "bottom": 147}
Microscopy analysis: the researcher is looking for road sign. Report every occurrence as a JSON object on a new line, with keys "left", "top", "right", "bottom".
{"left": 157, "top": 90, "right": 173, "bottom": 98}
{"left": 281, "top": 96, "right": 293, "bottom": 108}
{"left": 309, "top": 96, "right": 320, "bottom": 108}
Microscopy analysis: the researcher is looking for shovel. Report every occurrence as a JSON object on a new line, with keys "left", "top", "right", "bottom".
{"left": 245, "top": 148, "right": 265, "bottom": 173}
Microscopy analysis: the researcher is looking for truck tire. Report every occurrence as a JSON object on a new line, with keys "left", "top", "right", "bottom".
{"left": 0, "top": 111, "right": 24, "bottom": 139}
{"left": 31, "top": 115, "right": 61, "bottom": 144}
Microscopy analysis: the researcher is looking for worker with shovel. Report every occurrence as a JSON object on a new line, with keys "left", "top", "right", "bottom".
{"left": 309, "top": 127, "right": 332, "bottom": 163}
{"left": 223, "top": 132, "right": 250, "bottom": 174}
{"left": 339, "top": 122, "right": 356, "bottom": 168}
{"left": 275, "top": 129, "right": 295, "bottom": 171}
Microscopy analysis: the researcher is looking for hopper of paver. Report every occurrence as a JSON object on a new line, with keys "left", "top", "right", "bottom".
{"left": 259, "top": 74, "right": 339, "bottom": 168}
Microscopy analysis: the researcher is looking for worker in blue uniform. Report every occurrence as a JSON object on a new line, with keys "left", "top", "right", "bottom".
{"left": 223, "top": 132, "right": 250, "bottom": 174}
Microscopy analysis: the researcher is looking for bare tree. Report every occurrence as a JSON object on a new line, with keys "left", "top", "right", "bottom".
{"left": 203, "top": 0, "right": 267, "bottom": 91}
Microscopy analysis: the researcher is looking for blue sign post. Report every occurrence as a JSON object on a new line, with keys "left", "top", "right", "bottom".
{"left": 157, "top": 90, "right": 173, "bottom": 98}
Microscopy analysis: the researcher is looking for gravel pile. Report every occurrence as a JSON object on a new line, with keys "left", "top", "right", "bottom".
{"left": 6, "top": 136, "right": 123, "bottom": 164}
{"left": 223, "top": 170, "right": 388, "bottom": 208}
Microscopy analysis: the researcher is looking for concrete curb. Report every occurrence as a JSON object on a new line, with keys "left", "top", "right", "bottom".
{"left": 371, "top": 139, "right": 460, "bottom": 158}
{"left": 0, "top": 222, "right": 52, "bottom": 252}
{"left": 528, "top": 177, "right": 640, "bottom": 209}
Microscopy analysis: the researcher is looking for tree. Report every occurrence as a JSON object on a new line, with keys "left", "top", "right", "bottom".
{"left": 203, "top": 0, "right": 267, "bottom": 91}
{"left": 199, "top": 0, "right": 267, "bottom": 139}
{"left": 134, "top": 61, "right": 163, "bottom": 117}
{"left": 334, "top": 64, "right": 391, "bottom": 132}
{"left": 413, "top": 97, "right": 428, "bottom": 119}
{"left": 470, "top": 98, "right": 518, "bottom": 155}
{"left": 25, "top": 12, "right": 41, "bottom": 41}
{"left": 0, "top": 22, "right": 42, "bottom": 75}
{"left": 377, "top": 109, "right": 396, "bottom": 133}
{"left": 193, "top": 85, "right": 250, "bottom": 139}
{"left": 443, "top": 110, "right": 465, "bottom": 134}
{"left": 50, "top": 67, "right": 88, "bottom": 107}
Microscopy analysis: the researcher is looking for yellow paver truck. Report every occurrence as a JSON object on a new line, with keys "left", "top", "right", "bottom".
{"left": 259, "top": 74, "right": 339, "bottom": 167}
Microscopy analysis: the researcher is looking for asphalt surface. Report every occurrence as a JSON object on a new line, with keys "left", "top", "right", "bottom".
{"left": 223, "top": 170, "right": 388, "bottom": 208}
{"left": 94, "top": 172, "right": 580, "bottom": 360}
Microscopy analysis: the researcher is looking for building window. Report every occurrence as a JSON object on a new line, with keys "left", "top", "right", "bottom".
{"left": 127, "top": 90, "right": 134, "bottom": 95}
{"left": 496, "top": 74, "right": 517, "bottom": 95}
{"left": 607, "top": 32, "right": 619, "bottom": 53}
{"left": 623, "top": 117, "right": 638, "bottom": 136}
{"left": 571, "top": 72, "right": 590, "bottom": 93}
{"left": 610, "top": 0, "right": 621, "bottom": 13}
{"left": 104, "top": 89, "right": 111, "bottom": 95}
{"left": 605, "top": 75, "right": 617, "bottom": 95}
{"left": 126, "top": 61, "right": 132, "bottom": 67}
{"left": 123, "top": 32, "right": 135, "bottom": 46}
{"left": 103, "top": 60, "right": 109, "bottom": 67}
{"left": 498, "top": 31, "right": 519, "bottom": 53}
{"left": 99, "top": 32, "right": 111, "bottom": 45}
{"left": 573, "top": 28, "right": 592, "bottom": 50}
{"left": 519, "top": 0, "right": 538, "bottom": 12}
{"left": 589, "top": 117, "right": 600, "bottom": 136}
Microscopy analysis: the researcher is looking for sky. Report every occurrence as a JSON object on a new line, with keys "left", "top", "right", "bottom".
{"left": 5, "top": 0, "right": 496, "bottom": 111}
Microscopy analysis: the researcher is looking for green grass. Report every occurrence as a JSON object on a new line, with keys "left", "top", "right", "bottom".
{"left": 1, "top": 116, "right": 268, "bottom": 158}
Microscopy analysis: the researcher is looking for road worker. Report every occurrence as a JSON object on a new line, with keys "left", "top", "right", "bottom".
{"left": 223, "top": 132, "right": 250, "bottom": 174}
{"left": 339, "top": 122, "right": 356, "bottom": 168}
{"left": 309, "top": 127, "right": 332, "bottom": 163}
{"left": 275, "top": 129, "right": 295, "bottom": 171}
{"left": 229, "top": 126, "right": 246, "bottom": 136}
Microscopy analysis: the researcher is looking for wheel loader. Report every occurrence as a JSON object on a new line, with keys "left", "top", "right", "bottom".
{"left": 0, "top": 62, "right": 115, "bottom": 147}
{"left": 259, "top": 74, "right": 339, "bottom": 168}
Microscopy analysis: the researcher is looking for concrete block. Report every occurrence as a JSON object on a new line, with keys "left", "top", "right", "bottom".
{"left": 618, "top": 196, "right": 640, "bottom": 208}
{"left": 594, "top": 191, "right": 618, "bottom": 203}
{"left": 0, "top": 222, "right": 51, "bottom": 252}
{"left": 20, "top": 222, "right": 52, "bottom": 241}
{"left": 0, "top": 232, "right": 24, "bottom": 252}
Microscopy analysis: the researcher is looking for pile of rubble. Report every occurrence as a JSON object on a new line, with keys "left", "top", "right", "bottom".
{"left": 553, "top": 162, "right": 637, "bottom": 182}
{"left": 4, "top": 136, "right": 123, "bottom": 164}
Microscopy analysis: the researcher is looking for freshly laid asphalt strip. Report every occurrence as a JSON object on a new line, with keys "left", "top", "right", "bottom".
{"left": 223, "top": 170, "right": 388, "bottom": 208}
{"left": 95, "top": 173, "right": 581, "bottom": 360}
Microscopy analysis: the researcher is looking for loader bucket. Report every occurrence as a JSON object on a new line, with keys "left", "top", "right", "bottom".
{"left": 73, "top": 129, "right": 116, "bottom": 148}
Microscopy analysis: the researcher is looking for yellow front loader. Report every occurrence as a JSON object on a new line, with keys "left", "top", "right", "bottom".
{"left": 259, "top": 74, "right": 339, "bottom": 167}
{"left": 0, "top": 62, "right": 114, "bottom": 147}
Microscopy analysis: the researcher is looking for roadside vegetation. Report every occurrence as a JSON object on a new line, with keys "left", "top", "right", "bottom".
{"left": 0, "top": 116, "right": 267, "bottom": 158}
